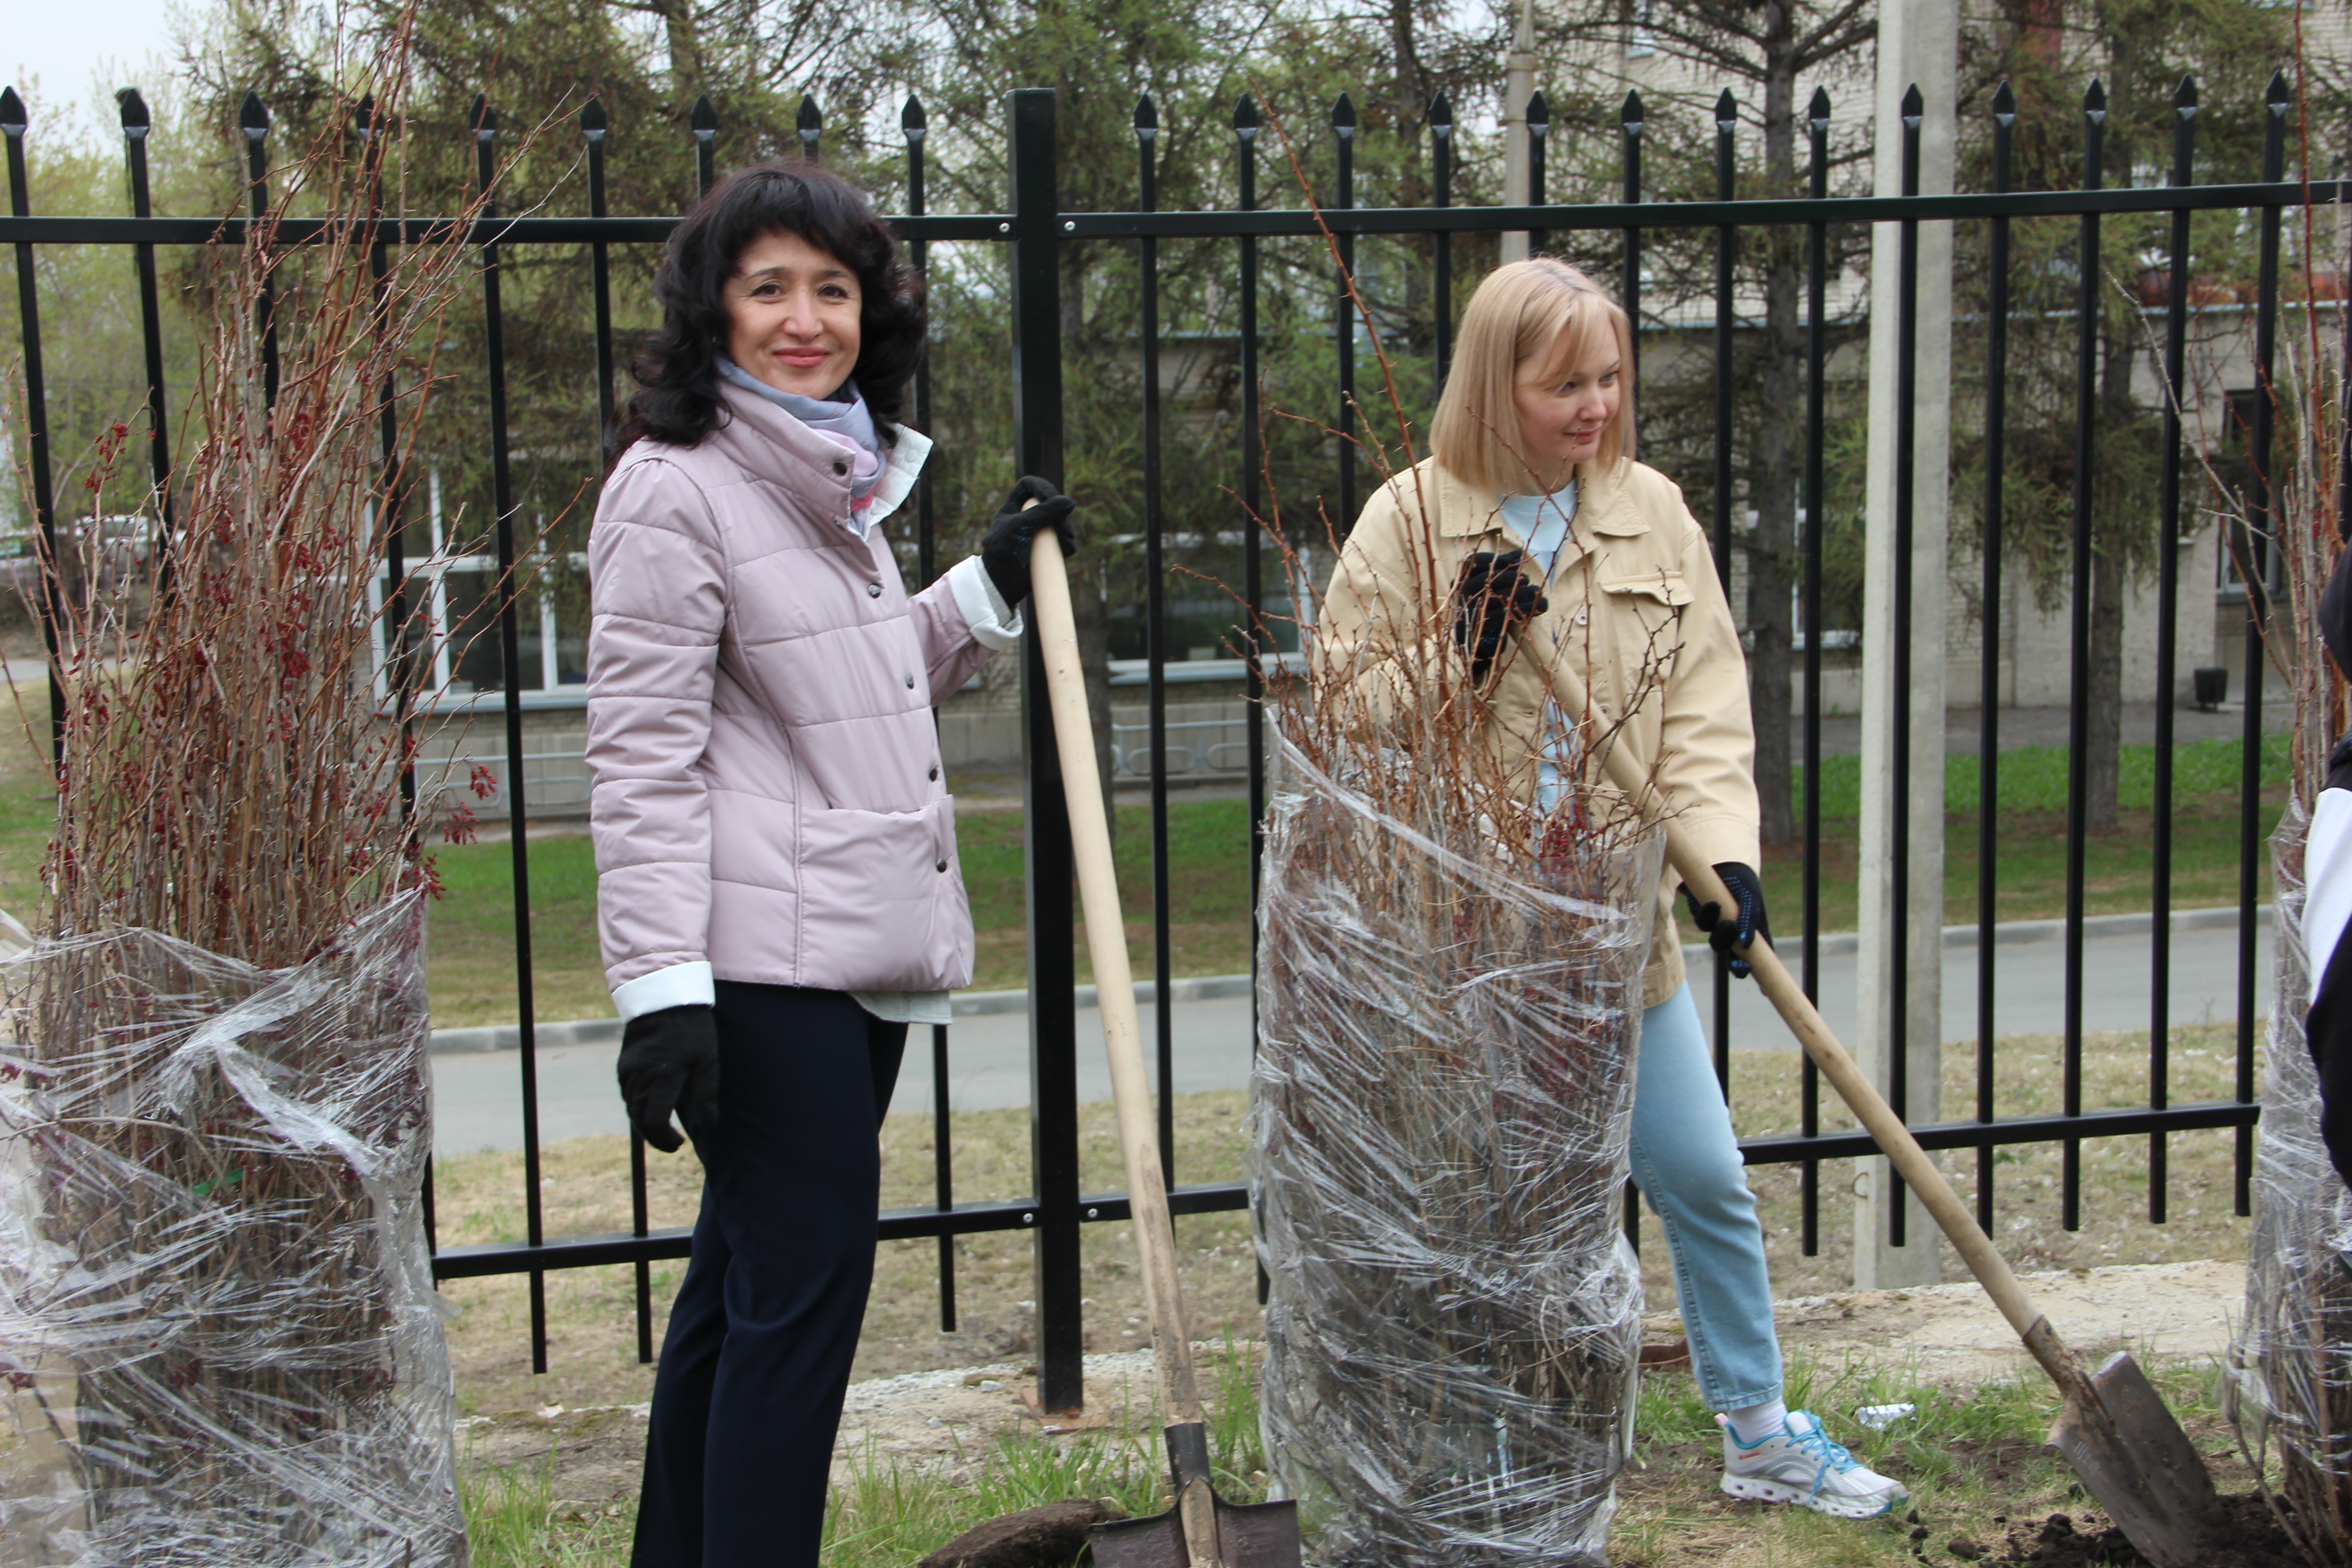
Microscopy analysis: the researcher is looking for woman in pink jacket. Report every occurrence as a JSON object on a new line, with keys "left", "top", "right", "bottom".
{"left": 585, "top": 161, "right": 1074, "bottom": 1568}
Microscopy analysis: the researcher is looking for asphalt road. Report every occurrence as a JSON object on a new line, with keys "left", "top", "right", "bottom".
{"left": 431, "top": 906, "right": 2281, "bottom": 1156}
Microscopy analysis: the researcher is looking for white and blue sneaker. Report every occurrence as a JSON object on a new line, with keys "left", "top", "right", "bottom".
{"left": 1718, "top": 1410, "right": 1909, "bottom": 1519}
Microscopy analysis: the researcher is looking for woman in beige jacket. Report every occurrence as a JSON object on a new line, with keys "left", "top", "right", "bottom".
{"left": 1317, "top": 258, "right": 1906, "bottom": 1519}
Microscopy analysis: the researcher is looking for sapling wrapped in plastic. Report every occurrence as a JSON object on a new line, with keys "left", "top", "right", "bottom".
{"left": 2227, "top": 315, "right": 2352, "bottom": 1560}
{"left": 1244, "top": 346, "right": 1665, "bottom": 1564}
{"left": 1250, "top": 724, "right": 1658, "bottom": 1567}
{"left": 0, "top": 37, "right": 489, "bottom": 1564}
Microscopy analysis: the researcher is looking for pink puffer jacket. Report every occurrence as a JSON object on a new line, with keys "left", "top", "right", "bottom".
{"left": 585, "top": 382, "right": 1013, "bottom": 1017}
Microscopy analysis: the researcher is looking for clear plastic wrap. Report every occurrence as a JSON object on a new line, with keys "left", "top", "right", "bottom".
{"left": 1250, "top": 736, "right": 1661, "bottom": 1567}
{"left": 2231, "top": 795, "right": 2352, "bottom": 1552}
{"left": 0, "top": 893, "right": 463, "bottom": 1567}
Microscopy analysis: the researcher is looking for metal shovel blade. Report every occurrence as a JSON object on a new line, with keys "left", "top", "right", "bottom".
{"left": 2045, "top": 1350, "right": 2226, "bottom": 1568}
{"left": 1089, "top": 1488, "right": 1301, "bottom": 1568}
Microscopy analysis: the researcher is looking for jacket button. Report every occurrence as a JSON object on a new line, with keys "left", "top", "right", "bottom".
{"left": 929, "top": 765, "right": 940, "bottom": 781}
{"left": 935, "top": 858, "right": 949, "bottom": 873}
{"left": 832, "top": 460, "right": 848, "bottom": 477}
{"left": 906, "top": 674, "right": 916, "bottom": 689}
{"left": 867, "top": 582, "right": 883, "bottom": 598}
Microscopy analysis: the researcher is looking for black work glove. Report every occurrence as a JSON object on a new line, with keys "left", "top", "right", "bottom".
{"left": 1683, "top": 862, "right": 1771, "bottom": 980}
{"left": 615, "top": 1004, "right": 720, "bottom": 1154}
{"left": 980, "top": 475, "right": 1079, "bottom": 607}
{"left": 1452, "top": 549, "right": 1548, "bottom": 683}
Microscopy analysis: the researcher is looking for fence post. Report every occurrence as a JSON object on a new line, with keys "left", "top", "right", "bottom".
{"left": 1855, "top": 0, "right": 1955, "bottom": 1291}
{"left": 1, "top": 90, "right": 64, "bottom": 763}
{"left": 1007, "top": 86, "right": 1083, "bottom": 1415}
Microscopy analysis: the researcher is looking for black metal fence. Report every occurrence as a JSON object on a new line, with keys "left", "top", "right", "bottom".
{"left": 3, "top": 73, "right": 2344, "bottom": 1412}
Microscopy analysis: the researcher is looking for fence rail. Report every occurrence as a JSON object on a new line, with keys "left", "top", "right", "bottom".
{"left": 5, "top": 70, "right": 2342, "bottom": 1410}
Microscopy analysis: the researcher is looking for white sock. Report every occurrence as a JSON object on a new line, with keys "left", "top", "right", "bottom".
{"left": 1723, "top": 1398, "right": 1789, "bottom": 1445}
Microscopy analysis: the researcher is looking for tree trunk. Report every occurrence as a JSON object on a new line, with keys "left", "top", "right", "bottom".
{"left": 1390, "top": 0, "right": 1427, "bottom": 153}
{"left": 2082, "top": 31, "right": 2137, "bottom": 832}
{"left": 2086, "top": 537, "right": 2125, "bottom": 830}
{"left": 2083, "top": 304, "right": 2133, "bottom": 831}
{"left": 1389, "top": 0, "right": 1431, "bottom": 353}
{"left": 1748, "top": 1, "right": 1801, "bottom": 847}
{"left": 654, "top": 0, "right": 706, "bottom": 105}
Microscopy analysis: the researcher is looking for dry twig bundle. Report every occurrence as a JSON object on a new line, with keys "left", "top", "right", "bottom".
{"left": 0, "top": 29, "right": 484, "bottom": 1563}
{"left": 2225, "top": 206, "right": 2352, "bottom": 1562}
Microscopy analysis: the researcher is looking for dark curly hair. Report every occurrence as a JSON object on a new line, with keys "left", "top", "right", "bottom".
{"left": 607, "top": 160, "right": 926, "bottom": 467}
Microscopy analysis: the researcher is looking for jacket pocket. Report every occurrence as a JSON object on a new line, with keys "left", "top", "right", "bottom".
{"left": 1595, "top": 568, "right": 1693, "bottom": 689}
{"left": 797, "top": 796, "right": 968, "bottom": 990}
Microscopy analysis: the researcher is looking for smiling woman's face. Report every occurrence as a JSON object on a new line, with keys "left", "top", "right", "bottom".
{"left": 723, "top": 229, "right": 862, "bottom": 398}
{"left": 1509, "top": 328, "right": 1623, "bottom": 493}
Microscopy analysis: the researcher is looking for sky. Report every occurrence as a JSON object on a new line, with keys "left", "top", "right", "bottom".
{"left": 5, "top": 0, "right": 187, "bottom": 137}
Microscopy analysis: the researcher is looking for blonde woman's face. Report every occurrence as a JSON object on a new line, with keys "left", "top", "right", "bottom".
{"left": 1509, "top": 328, "right": 1622, "bottom": 490}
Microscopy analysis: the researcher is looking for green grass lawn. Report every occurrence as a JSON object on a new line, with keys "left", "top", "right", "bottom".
{"left": 427, "top": 732, "right": 2290, "bottom": 1027}
{"left": 427, "top": 836, "right": 609, "bottom": 1028}
{"left": 0, "top": 724, "right": 2291, "bottom": 1029}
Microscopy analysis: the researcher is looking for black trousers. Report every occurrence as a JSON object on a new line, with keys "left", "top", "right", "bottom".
{"left": 631, "top": 983, "right": 907, "bottom": 1568}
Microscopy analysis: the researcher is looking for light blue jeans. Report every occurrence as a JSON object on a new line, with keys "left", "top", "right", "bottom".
{"left": 1628, "top": 980, "right": 1784, "bottom": 1411}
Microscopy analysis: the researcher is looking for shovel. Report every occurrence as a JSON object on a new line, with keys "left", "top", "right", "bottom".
{"left": 1532, "top": 647, "right": 2227, "bottom": 1568}
{"left": 1025, "top": 520, "right": 1303, "bottom": 1568}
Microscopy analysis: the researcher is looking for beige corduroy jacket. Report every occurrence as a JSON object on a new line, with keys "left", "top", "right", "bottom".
{"left": 1315, "top": 453, "right": 1761, "bottom": 1008}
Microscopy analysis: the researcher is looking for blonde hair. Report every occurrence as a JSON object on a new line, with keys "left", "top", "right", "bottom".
{"left": 1430, "top": 259, "right": 1635, "bottom": 495}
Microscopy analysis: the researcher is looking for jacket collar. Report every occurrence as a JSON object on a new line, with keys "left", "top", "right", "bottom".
{"left": 704, "top": 381, "right": 930, "bottom": 529}
{"left": 1432, "top": 455, "right": 1649, "bottom": 543}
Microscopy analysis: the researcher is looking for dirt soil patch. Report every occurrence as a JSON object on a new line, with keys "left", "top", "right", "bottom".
{"left": 1990, "top": 1492, "right": 2308, "bottom": 1566}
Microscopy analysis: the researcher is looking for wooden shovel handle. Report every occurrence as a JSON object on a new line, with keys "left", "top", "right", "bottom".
{"left": 1540, "top": 654, "right": 2076, "bottom": 1379}
{"left": 1025, "top": 518, "right": 1208, "bottom": 1429}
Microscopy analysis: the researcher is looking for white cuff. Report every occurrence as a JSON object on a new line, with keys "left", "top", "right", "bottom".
{"left": 612, "top": 960, "right": 715, "bottom": 1021}
{"left": 2311, "top": 789, "right": 2352, "bottom": 1004}
{"left": 947, "top": 554, "right": 1024, "bottom": 652}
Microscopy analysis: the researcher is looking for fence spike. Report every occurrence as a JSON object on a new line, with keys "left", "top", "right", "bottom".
{"left": 470, "top": 95, "right": 497, "bottom": 140}
{"left": 797, "top": 93, "right": 821, "bottom": 158}
{"left": 2174, "top": 74, "right": 2198, "bottom": 118}
{"left": 1621, "top": 88, "right": 1643, "bottom": 131}
{"left": 2083, "top": 77, "right": 2106, "bottom": 123}
{"left": 1715, "top": 88, "right": 1736, "bottom": 129}
{"left": 1330, "top": 92, "right": 1355, "bottom": 134}
{"left": 904, "top": 94, "right": 927, "bottom": 139}
{"left": 692, "top": 93, "right": 718, "bottom": 138}
{"left": 2265, "top": 68, "right": 2290, "bottom": 114}
{"left": 1133, "top": 93, "right": 1156, "bottom": 136}
{"left": 0, "top": 88, "right": 24, "bottom": 134}
{"left": 1233, "top": 93, "right": 1259, "bottom": 137}
{"left": 1429, "top": 91, "right": 1453, "bottom": 135}
{"left": 240, "top": 89, "right": 269, "bottom": 142}
{"left": 118, "top": 88, "right": 150, "bottom": 134}
{"left": 581, "top": 97, "right": 607, "bottom": 139}
{"left": 1527, "top": 89, "right": 1549, "bottom": 135}
{"left": 1902, "top": 82, "right": 1924, "bottom": 127}
{"left": 1809, "top": 84, "right": 1831, "bottom": 129}
{"left": 1992, "top": 78, "right": 2015, "bottom": 126}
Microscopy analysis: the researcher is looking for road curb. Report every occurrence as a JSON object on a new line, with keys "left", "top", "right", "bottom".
{"left": 1714, "top": 901, "right": 2274, "bottom": 965}
{"left": 427, "top": 903, "right": 2275, "bottom": 1054}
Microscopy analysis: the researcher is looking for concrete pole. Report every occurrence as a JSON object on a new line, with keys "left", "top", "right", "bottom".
{"left": 1853, "top": 0, "right": 1956, "bottom": 1289}
{"left": 1501, "top": 0, "right": 1536, "bottom": 264}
